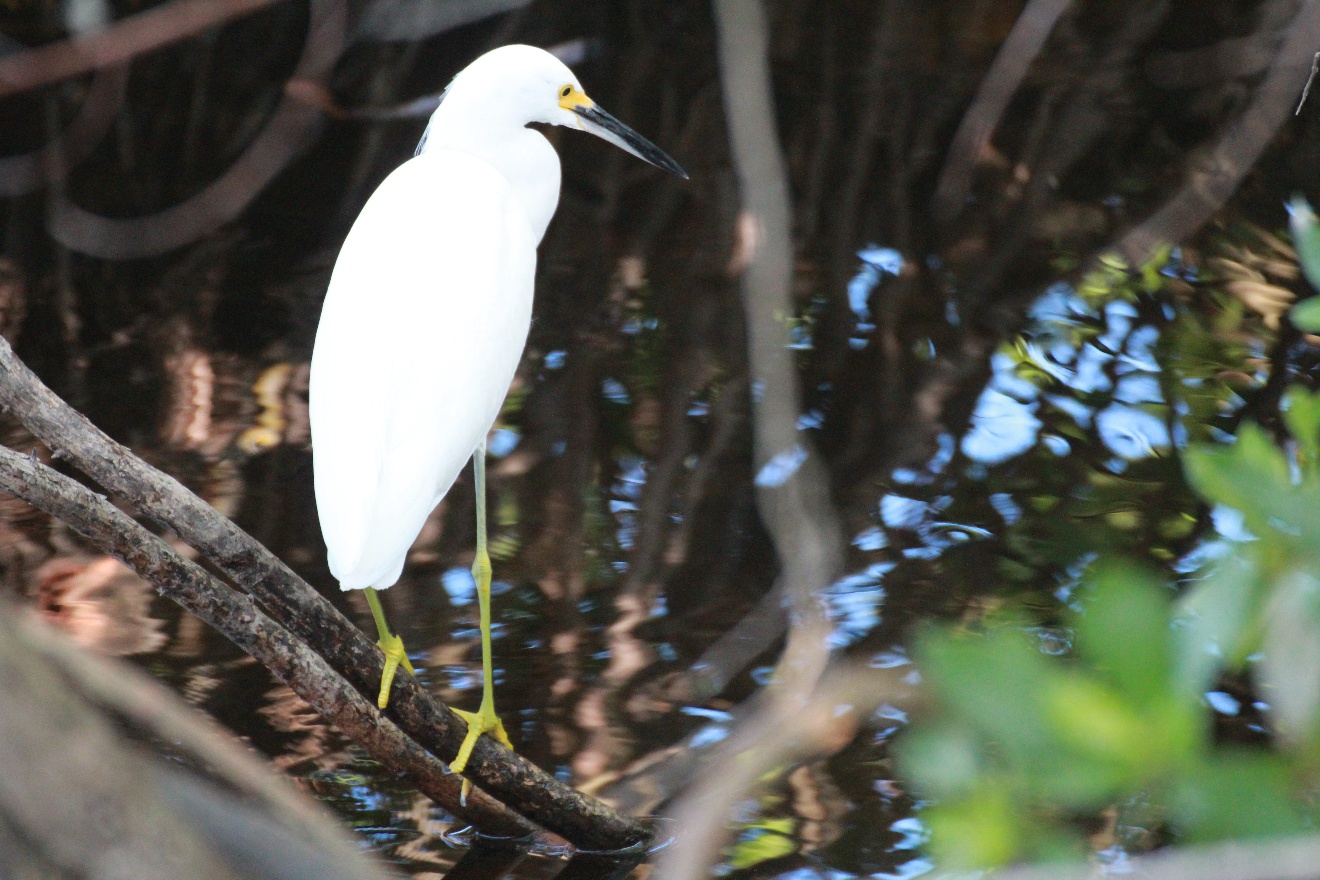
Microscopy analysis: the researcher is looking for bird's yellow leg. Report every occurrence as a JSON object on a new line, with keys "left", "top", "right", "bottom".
{"left": 364, "top": 587, "right": 413, "bottom": 709}
{"left": 450, "top": 442, "right": 511, "bottom": 802}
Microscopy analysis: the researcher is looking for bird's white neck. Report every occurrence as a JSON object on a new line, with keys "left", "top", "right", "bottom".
{"left": 418, "top": 105, "right": 562, "bottom": 245}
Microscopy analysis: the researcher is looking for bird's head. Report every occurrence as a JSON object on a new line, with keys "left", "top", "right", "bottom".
{"left": 440, "top": 44, "right": 688, "bottom": 179}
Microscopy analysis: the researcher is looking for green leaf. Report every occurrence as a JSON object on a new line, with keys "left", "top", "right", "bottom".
{"left": 1173, "top": 550, "right": 1262, "bottom": 695}
{"left": 1184, "top": 423, "right": 1316, "bottom": 542}
{"left": 727, "top": 819, "right": 797, "bottom": 869}
{"left": 1184, "top": 423, "right": 1288, "bottom": 510}
{"left": 893, "top": 722, "right": 983, "bottom": 799}
{"left": 1288, "top": 194, "right": 1320, "bottom": 293}
{"left": 1282, "top": 386, "right": 1320, "bottom": 472}
{"left": 1043, "top": 675, "right": 1145, "bottom": 765}
{"left": 916, "top": 626, "right": 1057, "bottom": 761}
{"left": 1075, "top": 562, "right": 1172, "bottom": 707}
{"left": 923, "top": 784, "right": 1024, "bottom": 869}
{"left": 1260, "top": 569, "right": 1320, "bottom": 746}
{"left": 1289, "top": 297, "right": 1320, "bottom": 333}
{"left": 1140, "top": 245, "right": 1173, "bottom": 294}
{"left": 1173, "top": 752, "right": 1304, "bottom": 841}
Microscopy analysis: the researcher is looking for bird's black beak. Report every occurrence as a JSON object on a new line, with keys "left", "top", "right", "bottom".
{"left": 573, "top": 104, "right": 688, "bottom": 180}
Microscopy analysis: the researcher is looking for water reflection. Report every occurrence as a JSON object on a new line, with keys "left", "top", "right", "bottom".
{"left": 4, "top": 238, "right": 1241, "bottom": 877}
{"left": 36, "top": 555, "right": 165, "bottom": 656}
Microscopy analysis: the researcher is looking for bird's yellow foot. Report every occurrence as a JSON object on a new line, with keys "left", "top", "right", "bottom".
{"left": 375, "top": 632, "right": 414, "bottom": 709}
{"left": 450, "top": 705, "right": 512, "bottom": 804}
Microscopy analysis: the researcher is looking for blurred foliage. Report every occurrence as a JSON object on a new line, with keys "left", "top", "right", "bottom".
{"left": 728, "top": 816, "right": 799, "bottom": 870}
{"left": 1290, "top": 195, "right": 1320, "bottom": 331}
{"left": 899, "top": 385, "right": 1320, "bottom": 868}
{"left": 893, "top": 231, "right": 1320, "bottom": 868}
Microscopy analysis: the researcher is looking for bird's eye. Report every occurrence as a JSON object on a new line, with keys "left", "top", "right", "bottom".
{"left": 560, "top": 85, "right": 573, "bottom": 98}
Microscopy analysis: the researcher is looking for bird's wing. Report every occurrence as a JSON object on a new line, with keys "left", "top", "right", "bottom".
{"left": 309, "top": 150, "right": 536, "bottom": 589}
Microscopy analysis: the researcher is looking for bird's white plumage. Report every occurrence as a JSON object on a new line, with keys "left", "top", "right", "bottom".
{"left": 310, "top": 44, "right": 586, "bottom": 592}
{"left": 309, "top": 44, "right": 682, "bottom": 600}
{"left": 310, "top": 150, "right": 536, "bottom": 589}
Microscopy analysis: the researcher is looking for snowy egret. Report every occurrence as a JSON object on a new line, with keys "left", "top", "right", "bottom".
{"left": 309, "top": 44, "right": 686, "bottom": 787}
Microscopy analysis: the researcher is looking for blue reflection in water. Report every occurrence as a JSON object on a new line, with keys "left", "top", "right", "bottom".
{"left": 602, "top": 377, "right": 631, "bottom": 404}
{"left": 1044, "top": 393, "right": 1093, "bottom": 428}
{"left": 989, "top": 492, "right": 1021, "bottom": 524}
{"left": 1096, "top": 404, "right": 1170, "bottom": 459}
{"left": 1043, "top": 435, "right": 1071, "bottom": 455}
{"left": 487, "top": 426, "right": 520, "bottom": 457}
{"left": 853, "top": 526, "right": 888, "bottom": 551}
{"left": 1211, "top": 505, "right": 1255, "bottom": 542}
{"left": 441, "top": 567, "right": 475, "bottom": 606}
{"left": 689, "top": 725, "right": 729, "bottom": 749}
{"left": 893, "top": 435, "right": 955, "bottom": 486}
{"left": 1115, "top": 372, "right": 1163, "bottom": 405}
{"left": 889, "top": 817, "right": 928, "bottom": 851}
{"left": 880, "top": 495, "right": 927, "bottom": 529}
{"left": 611, "top": 456, "right": 648, "bottom": 551}
{"left": 870, "top": 648, "right": 910, "bottom": 669}
{"left": 681, "top": 706, "right": 735, "bottom": 723}
{"left": 614, "top": 457, "right": 647, "bottom": 499}
{"left": 962, "top": 358, "right": 1043, "bottom": 463}
{"left": 827, "top": 563, "right": 894, "bottom": 648}
{"left": 963, "top": 283, "right": 1176, "bottom": 465}
{"left": 1122, "top": 324, "right": 1161, "bottom": 372}
{"left": 798, "top": 409, "right": 825, "bottom": 430}
{"left": 1030, "top": 281, "right": 1083, "bottom": 323}
{"left": 846, "top": 246, "right": 904, "bottom": 349}
{"left": 849, "top": 246, "right": 905, "bottom": 321}
{"left": 755, "top": 444, "right": 808, "bottom": 487}
{"left": 622, "top": 316, "right": 659, "bottom": 336}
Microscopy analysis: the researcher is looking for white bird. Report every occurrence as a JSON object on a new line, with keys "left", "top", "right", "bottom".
{"left": 308, "top": 44, "right": 686, "bottom": 788}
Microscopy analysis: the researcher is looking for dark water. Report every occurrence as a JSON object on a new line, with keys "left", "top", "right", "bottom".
{"left": 2, "top": 0, "right": 1319, "bottom": 876}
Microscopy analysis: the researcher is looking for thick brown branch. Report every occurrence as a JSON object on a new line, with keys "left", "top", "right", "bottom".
{"left": 0, "top": 335, "right": 650, "bottom": 849}
{"left": 0, "top": 445, "right": 533, "bottom": 838}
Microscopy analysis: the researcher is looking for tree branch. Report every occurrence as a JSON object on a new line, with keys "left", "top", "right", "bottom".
{"left": 0, "top": 335, "right": 651, "bottom": 849}
{"left": 0, "top": 444, "right": 534, "bottom": 838}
